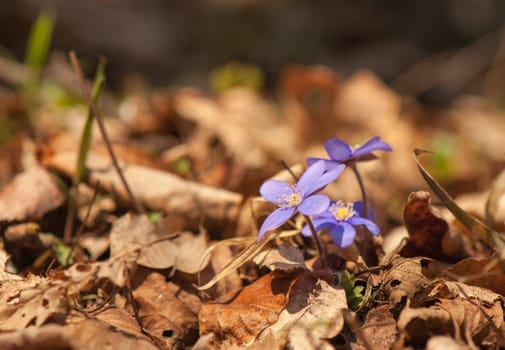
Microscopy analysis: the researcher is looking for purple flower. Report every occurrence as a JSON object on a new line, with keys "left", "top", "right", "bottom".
{"left": 258, "top": 160, "right": 345, "bottom": 241}
{"left": 301, "top": 200, "right": 380, "bottom": 248}
{"left": 307, "top": 136, "right": 392, "bottom": 168}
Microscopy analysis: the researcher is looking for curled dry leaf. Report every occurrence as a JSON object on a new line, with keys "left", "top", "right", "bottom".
{"left": 444, "top": 256, "right": 505, "bottom": 296}
{"left": 350, "top": 304, "right": 397, "bottom": 350}
{"left": 381, "top": 257, "right": 435, "bottom": 307}
{"left": 47, "top": 151, "right": 243, "bottom": 231}
{"left": 397, "top": 295, "right": 504, "bottom": 349}
{"left": 401, "top": 191, "right": 451, "bottom": 261}
{"left": 133, "top": 272, "right": 201, "bottom": 348}
{"left": 0, "top": 165, "right": 64, "bottom": 222}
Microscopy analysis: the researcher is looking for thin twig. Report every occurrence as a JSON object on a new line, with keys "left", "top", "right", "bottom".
{"left": 68, "top": 51, "right": 145, "bottom": 214}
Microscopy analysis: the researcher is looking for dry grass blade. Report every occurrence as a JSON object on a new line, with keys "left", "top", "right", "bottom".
{"left": 485, "top": 168, "right": 505, "bottom": 226}
{"left": 196, "top": 236, "right": 270, "bottom": 291}
{"left": 413, "top": 149, "right": 505, "bottom": 257}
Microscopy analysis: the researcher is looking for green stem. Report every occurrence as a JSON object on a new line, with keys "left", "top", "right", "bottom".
{"left": 304, "top": 215, "right": 327, "bottom": 269}
{"left": 350, "top": 162, "right": 368, "bottom": 218}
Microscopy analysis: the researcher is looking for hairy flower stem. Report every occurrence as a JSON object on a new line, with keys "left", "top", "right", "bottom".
{"left": 304, "top": 215, "right": 328, "bottom": 269}
{"left": 349, "top": 163, "right": 368, "bottom": 219}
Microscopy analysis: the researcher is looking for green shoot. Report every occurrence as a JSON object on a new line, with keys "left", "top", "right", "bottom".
{"left": 23, "top": 9, "right": 56, "bottom": 98}
{"left": 340, "top": 270, "right": 364, "bottom": 311}
{"left": 74, "top": 58, "right": 107, "bottom": 185}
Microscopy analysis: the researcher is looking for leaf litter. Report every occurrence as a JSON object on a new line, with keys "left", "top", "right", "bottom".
{"left": 0, "top": 52, "right": 504, "bottom": 350}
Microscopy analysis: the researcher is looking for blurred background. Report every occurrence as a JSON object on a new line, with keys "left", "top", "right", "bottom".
{"left": 2, "top": 0, "right": 505, "bottom": 104}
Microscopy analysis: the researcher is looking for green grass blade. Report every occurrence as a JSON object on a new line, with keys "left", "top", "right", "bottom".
{"left": 74, "top": 58, "right": 107, "bottom": 185}
{"left": 413, "top": 149, "right": 505, "bottom": 255}
{"left": 25, "top": 9, "right": 56, "bottom": 71}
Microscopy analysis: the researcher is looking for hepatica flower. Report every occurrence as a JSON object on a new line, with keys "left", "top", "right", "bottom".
{"left": 301, "top": 200, "right": 380, "bottom": 248}
{"left": 258, "top": 160, "right": 344, "bottom": 241}
{"left": 307, "top": 136, "right": 392, "bottom": 167}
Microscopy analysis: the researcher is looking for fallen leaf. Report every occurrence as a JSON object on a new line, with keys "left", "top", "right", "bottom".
{"left": 65, "top": 308, "right": 158, "bottom": 350}
{"left": 486, "top": 168, "right": 505, "bottom": 228}
{"left": 109, "top": 213, "right": 210, "bottom": 272}
{"left": 0, "top": 324, "right": 73, "bottom": 350}
{"left": 396, "top": 302, "right": 452, "bottom": 348}
{"left": 47, "top": 151, "right": 243, "bottom": 232}
{"left": 0, "top": 274, "right": 68, "bottom": 331}
{"left": 258, "top": 276, "right": 347, "bottom": 350}
{"left": 426, "top": 335, "right": 472, "bottom": 350}
{"left": 401, "top": 191, "right": 451, "bottom": 261}
{"left": 380, "top": 257, "right": 434, "bottom": 306}
{"left": 444, "top": 256, "right": 505, "bottom": 296}
{"left": 0, "top": 165, "right": 65, "bottom": 222}
{"left": 350, "top": 304, "right": 398, "bottom": 350}
{"left": 199, "top": 271, "right": 297, "bottom": 346}
{"left": 253, "top": 245, "right": 307, "bottom": 272}
{"left": 174, "top": 88, "right": 300, "bottom": 168}
{"left": 133, "top": 272, "right": 201, "bottom": 348}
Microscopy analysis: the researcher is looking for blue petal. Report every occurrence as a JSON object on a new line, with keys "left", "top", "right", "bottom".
{"left": 306, "top": 157, "right": 324, "bottom": 166}
{"left": 352, "top": 136, "right": 392, "bottom": 159}
{"left": 353, "top": 201, "right": 375, "bottom": 221}
{"left": 260, "top": 179, "right": 291, "bottom": 204}
{"left": 330, "top": 222, "right": 356, "bottom": 248}
{"left": 303, "top": 163, "right": 345, "bottom": 195}
{"left": 257, "top": 207, "right": 297, "bottom": 241}
{"left": 298, "top": 194, "right": 330, "bottom": 215}
{"left": 325, "top": 138, "right": 352, "bottom": 162}
{"left": 349, "top": 217, "right": 380, "bottom": 236}
{"left": 297, "top": 160, "right": 326, "bottom": 195}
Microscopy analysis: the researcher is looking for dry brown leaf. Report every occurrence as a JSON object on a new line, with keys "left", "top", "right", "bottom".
{"left": 174, "top": 88, "right": 299, "bottom": 168}
{"left": 278, "top": 64, "right": 340, "bottom": 144}
{"left": 199, "top": 271, "right": 297, "bottom": 346}
{"left": 258, "top": 276, "right": 346, "bottom": 350}
{"left": 47, "top": 151, "right": 243, "bottom": 231}
{"left": 0, "top": 238, "right": 20, "bottom": 282}
{"left": 351, "top": 304, "right": 398, "bottom": 349}
{"left": 381, "top": 257, "right": 435, "bottom": 306}
{"left": 401, "top": 191, "right": 450, "bottom": 260}
{"left": 253, "top": 245, "right": 307, "bottom": 272}
{"left": 109, "top": 213, "right": 210, "bottom": 272}
{"left": 0, "top": 274, "right": 68, "bottom": 331}
{"left": 0, "top": 165, "right": 64, "bottom": 222}
{"left": 444, "top": 256, "right": 505, "bottom": 296}
{"left": 426, "top": 335, "right": 472, "bottom": 350}
{"left": 0, "top": 324, "right": 73, "bottom": 350}
{"left": 396, "top": 303, "right": 452, "bottom": 348}
{"left": 65, "top": 308, "right": 157, "bottom": 350}
{"left": 133, "top": 272, "right": 201, "bottom": 348}
{"left": 196, "top": 241, "right": 242, "bottom": 299}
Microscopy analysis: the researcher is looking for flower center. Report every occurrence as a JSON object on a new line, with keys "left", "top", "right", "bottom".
{"left": 279, "top": 185, "right": 302, "bottom": 208}
{"left": 288, "top": 193, "right": 302, "bottom": 206}
{"left": 330, "top": 201, "right": 355, "bottom": 221}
